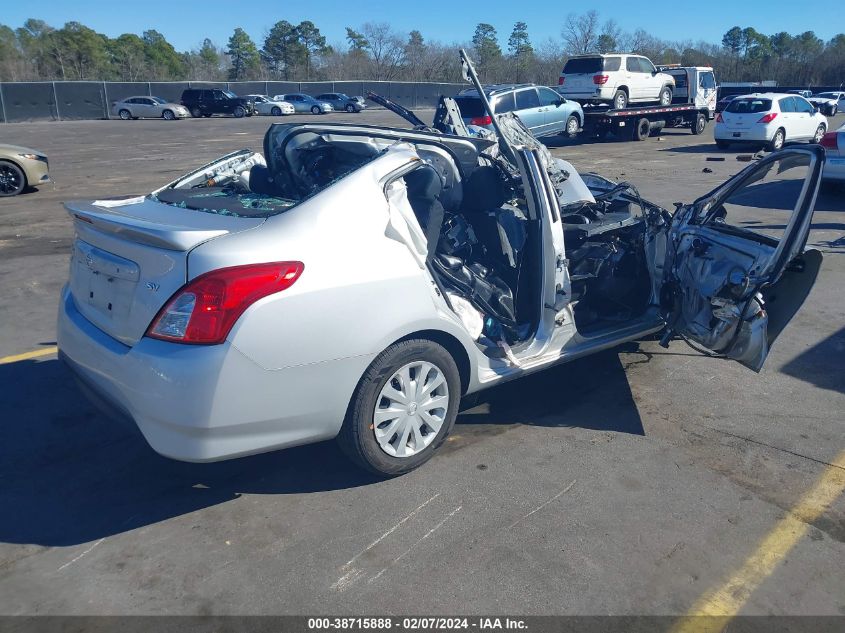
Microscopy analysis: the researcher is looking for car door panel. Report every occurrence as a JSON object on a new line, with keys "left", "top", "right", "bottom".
{"left": 662, "top": 146, "right": 824, "bottom": 371}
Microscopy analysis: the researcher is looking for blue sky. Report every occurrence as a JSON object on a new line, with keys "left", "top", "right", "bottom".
{"left": 4, "top": 0, "right": 840, "bottom": 51}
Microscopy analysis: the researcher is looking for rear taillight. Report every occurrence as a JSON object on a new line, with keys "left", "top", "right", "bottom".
{"left": 558, "top": 77, "right": 565, "bottom": 86}
{"left": 146, "top": 261, "right": 304, "bottom": 344}
{"left": 470, "top": 115, "right": 492, "bottom": 126}
{"left": 715, "top": 113, "right": 723, "bottom": 123}
{"left": 593, "top": 75, "right": 609, "bottom": 85}
{"left": 758, "top": 112, "right": 778, "bottom": 123}
{"left": 820, "top": 131, "right": 838, "bottom": 149}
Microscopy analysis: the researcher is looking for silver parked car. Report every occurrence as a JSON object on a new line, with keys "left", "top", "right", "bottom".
{"left": 272, "top": 93, "right": 333, "bottom": 114}
{"left": 112, "top": 96, "right": 190, "bottom": 120}
{"left": 58, "top": 108, "right": 825, "bottom": 475}
{"left": 455, "top": 84, "right": 584, "bottom": 137}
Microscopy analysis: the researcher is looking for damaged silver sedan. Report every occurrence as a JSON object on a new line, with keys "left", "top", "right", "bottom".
{"left": 57, "top": 53, "right": 824, "bottom": 476}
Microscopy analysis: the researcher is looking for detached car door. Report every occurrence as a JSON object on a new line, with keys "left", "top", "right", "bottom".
{"left": 662, "top": 146, "right": 824, "bottom": 371}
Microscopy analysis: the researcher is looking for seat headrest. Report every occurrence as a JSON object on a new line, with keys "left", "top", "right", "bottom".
{"left": 249, "top": 164, "right": 278, "bottom": 196}
{"left": 404, "top": 165, "right": 442, "bottom": 201}
{"left": 461, "top": 166, "right": 506, "bottom": 213}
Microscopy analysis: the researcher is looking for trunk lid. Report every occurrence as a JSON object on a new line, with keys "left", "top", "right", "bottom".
{"left": 66, "top": 196, "right": 264, "bottom": 346}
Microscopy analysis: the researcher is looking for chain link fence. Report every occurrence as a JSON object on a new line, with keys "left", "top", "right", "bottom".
{"left": 0, "top": 80, "right": 468, "bottom": 123}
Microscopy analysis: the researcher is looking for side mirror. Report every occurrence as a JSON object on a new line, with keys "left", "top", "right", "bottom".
{"left": 556, "top": 98, "right": 565, "bottom": 106}
{"left": 813, "top": 106, "right": 820, "bottom": 113}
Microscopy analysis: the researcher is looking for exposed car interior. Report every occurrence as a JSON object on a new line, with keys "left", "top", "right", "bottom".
{"left": 152, "top": 126, "right": 668, "bottom": 349}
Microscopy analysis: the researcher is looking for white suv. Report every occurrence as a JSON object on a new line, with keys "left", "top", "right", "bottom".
{"left": 558, "top": 54, "right": 675, "bottom": 109}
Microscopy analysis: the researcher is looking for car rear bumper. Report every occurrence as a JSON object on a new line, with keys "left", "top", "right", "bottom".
{"left": 823, "top": 155, "right": 845, "bottom": 181}
{"left": 714, "top": 123, "right": 774, "bottom": 143}
{"left": 57, "top": 285, "right": 367, "bottom": 462}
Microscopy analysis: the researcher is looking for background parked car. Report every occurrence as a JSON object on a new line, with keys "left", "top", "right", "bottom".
{"left": 808, "top": 91, "right": 844, "bottom": 116}
{"left": 788, "top": 89, "right": 813, "bottom": 99}
{"left": 315, "top": 93, "right": 366, "bottom": 113}
{"left": 558, "top": 54, "right": 675, "bottom": 109}
{"left": 0, "top": 144, "right": 50, "bottom": 197}
{"left": 180, "top": 89, "right": 255, "bottom": 118}
{"left": 714, "top": 93, "right": 827, "bottom": 151}
{"left": 246, "top": 95, "right": 295, "bottom": 116}
{"left": 455, "top": 84, "right": 584, "bottom": 138}
{"left": 272, "top": 93, "right": 333, "bottom": 114}
{"left": 715, "top": 94, "right": 738, "bottom": 113}
{"left": 821, "top": 123, "right": 845, "bottom": 183}
{"left": 111, "top": 96, "right": 189, "bottom": 120}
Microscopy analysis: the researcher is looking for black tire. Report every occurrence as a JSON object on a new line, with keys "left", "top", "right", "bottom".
{"left": 311, "top": 105, "right": 321, "bottom": 115}
{"left": 118, "top": 109, "right": 131, "bottom": 120}
{"left": 691, "top": 113, "right": 707, "bottom": 135}
{"left": 767, "top": 128, "right": 785, "bottom": 152}
{"left": 812, "top": 124, "right": 826, "bottom": 144}
{"left": 202, "top": 113, "right": 212, "bottom": 118}
{"left": 190, "top": 107, "right": 202, "bottom": 118}
{"left": 716, "top": 140, "right": 730, "bottom": 150}
{"left": 337, "top": 339, "right": 461, "bottom": 476}
{"left": 633, "top": 117, "right": 650, "bottom": 141}
{"left": 233, "top": 105, "right": 246, "bottom": 118}
{"left": 564, "top": 114, "right": 580, "bottom": 137}
{"left": 0, "top": 160, "right": 26, "bottom": 197}
{"left": 659, "top": 86, "right": 673, "bottom": 106}
{"left": 271, "top": 106, "right": 282, "bottom": 116}
{"left": 612, "top": 89, "right": 628, "bottom": 110}
{"left": 346, "top": 104, "right": 356, "bottom": 113}
{"left": 162, "top": 109, "right": 175, "bottom": 120}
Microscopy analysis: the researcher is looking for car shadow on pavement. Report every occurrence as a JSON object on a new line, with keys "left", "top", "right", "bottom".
{"left": 0, "top": 346, "right": 646, "bottom": 547}
{"left": 779, "top": 325, "right": 845, "bottom": 395}
{"left": 456, "top": 347, "right": 645, "bottom": 436}
{"left": 0, "top": 358, "right": 381, "bottom": 547}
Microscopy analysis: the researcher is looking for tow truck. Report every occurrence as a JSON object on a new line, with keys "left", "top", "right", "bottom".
{"left": 581, "top": 66, "right": 718, "bottom": 141}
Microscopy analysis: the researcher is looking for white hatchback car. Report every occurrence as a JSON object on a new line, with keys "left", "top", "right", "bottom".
{"left": 557, "top": 54, "right": 675, "bottom": 109}
{"left": 714, "top": 93, "right": 828, "bottom": 151}
{"left": 821, "top": 123, "right": 845, "bottom": 182}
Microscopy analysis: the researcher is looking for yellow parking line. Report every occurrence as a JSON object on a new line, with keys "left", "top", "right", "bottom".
{"left": 0, "top": 346, "right": 58, "bottom": 365}
{"left": 671, "top": 450, "right": 845, "bottom": 633}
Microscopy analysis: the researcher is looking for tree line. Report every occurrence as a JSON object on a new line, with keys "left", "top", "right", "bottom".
{"left": 0, "top": 13, "right": 842, "bottom": 87}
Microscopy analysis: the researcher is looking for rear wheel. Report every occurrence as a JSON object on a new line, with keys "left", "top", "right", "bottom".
{"left": 162, "top": 109, "right": 175, "bottom": 120}
{"left": 564, "top": 115, "right": 580, "bottom": 137}
{"left": 691, "top": 113, "right": 707, "bottom": 135}
{"left": 233, "top": 105, "right": 246, "bottom": 118}
{"left": 190, "top": 107, "right": 202, "bottom": 118}
{"left": 118, "top": 109, "right": 131, "bottom": 120}
{"left": 337, "top": 339, "right": 461, "bottom": 476}
{"left": 612, "top": 89, "right": 628, "bottom": 110}
{"left": 659, "top": 86, "right": 673, "bottom": 106}
{"left": 346, "top": 104, "right": 356, "bottom": 113}
{"left": 812, "top": 124, "right": 826, "bottom": 144}
{"left": 271, "top": 106, "right": 282, "bottom": 116}
{"left": 311, "top": 105, "right": 321, "bottom": 114}
{"left": 633, "top": 117, "right": 651, "bottom": 141}
{"left": 0, "top": 160, "right": 26, "bottom": 197}
{"left": 767, "top": 128, "right": 785, "bottom": 152}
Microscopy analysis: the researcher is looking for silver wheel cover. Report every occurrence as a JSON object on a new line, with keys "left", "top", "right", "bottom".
{"left": 373, "top": 361, "right": 449, "bottom": 458}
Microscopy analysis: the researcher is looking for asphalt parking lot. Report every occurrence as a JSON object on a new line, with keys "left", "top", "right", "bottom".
{"left": 0, "top": 109, "right": 843, "bottom": 617}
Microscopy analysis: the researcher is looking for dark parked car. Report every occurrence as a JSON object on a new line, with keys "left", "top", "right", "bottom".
{"left": 715, "top": 94, "right": 738, "bottom": 113}
{"left": 315, "top": 93, "right": 366, "bottom": 113}
{"left": 180, "top": 89, "right": 255, "bottom": 118}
